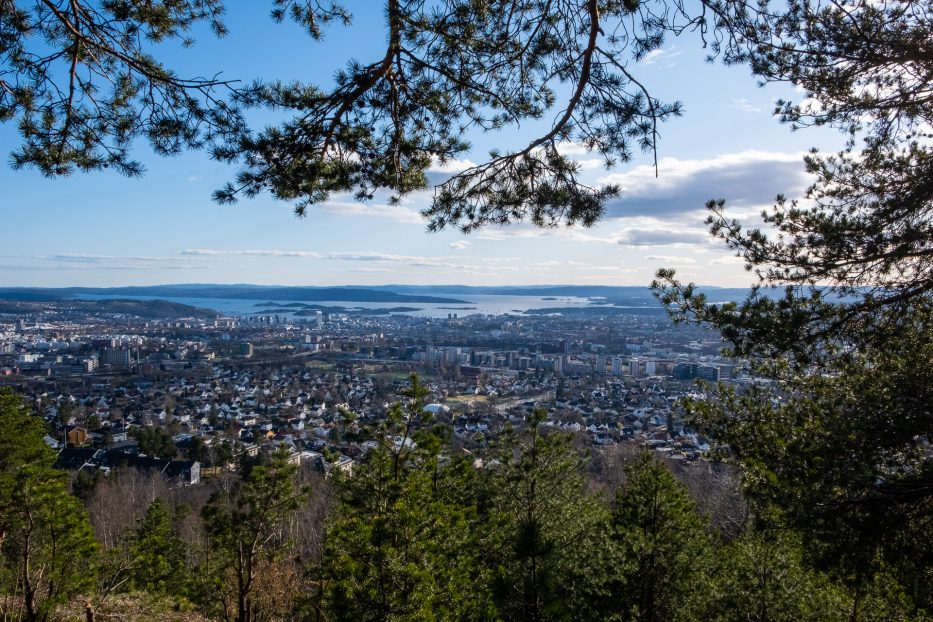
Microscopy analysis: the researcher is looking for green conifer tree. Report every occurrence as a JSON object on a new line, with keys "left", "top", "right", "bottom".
{"left": 130, "top": 498, "right": 187, "bottom": 596}
{"left": 611, "top": 452, "right": 710, "bottom": 622}
{"left": 321, "top": 375, "right": 483, "bottom": 621}
{"left": 202, "top": 447, "right": 310, "bottom": 622}
{"left": 0, "top": 389, "right": 98, "bottom": 622}
{"left": 483, "top": 409, "right": 616, "bottom": 622}
{"left": 704, "top": 531, "right": 850, "bottom": 622}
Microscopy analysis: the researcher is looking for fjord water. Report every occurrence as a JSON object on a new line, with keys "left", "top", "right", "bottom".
{"left": 77, "top": 293, "right": 609, "bottom": 318}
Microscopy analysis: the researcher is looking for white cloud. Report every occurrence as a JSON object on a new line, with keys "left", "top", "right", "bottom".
{"left": 320, "top": 200, "right": 424, "bottom": 224}
{"left": 640, "top": 47, "right": 682, "bottom": 66}
{"left": 474, "top": 227, "right": 554, "bottom": 242}
{"left": 326, "top": 251, "right": 475, "bottom": 270}
{"left": 555, "top": 141, "right": 591, "bottom": 156}
{"left": 729, "top": 98, "right": 763, "bottom": 114}
{"left": 29, "top": 254, "right": 210, "bottom": 271}
{"left": 709, "top": 255, "right": 747, "bottom": 266}
{"left": 180, "top": 249, "right": 320, "bottom": 257}
{"left": 448, "top": 240, "right": 471, "bottom": 250}
{"left": 429, "top": 157, "right": 478, "bottom": 173}
{"left": 600, "top": 150, "right": 811, "bottom": 219}
{"left": 327, "top": 252, "right": 418, "bottom": 262}
{"left": 179, "top": 249, "right": 225, "bottom": 256}
{"left": 574, "top": 158, "right": 606, "bottom": 171}
{"left": 582, "top": 266, "right": 639, "bottom": 274}
{"left": 616, "top": 229, "right": 711, "bottom": 247}
{"left": 645, "top": 255, "right": 698, "bottom": 264}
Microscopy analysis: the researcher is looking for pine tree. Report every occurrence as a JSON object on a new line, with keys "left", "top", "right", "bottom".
{"left": 611, "top": 452, "right": 710, "bottom": 622}
{"left": 653, "top": 0, "right": 933, "bottom": 365}
{"left": 482, "top": 409, "right": 616, "bottom": 622}
{"left": 130, "top": 498, "right": 187, "bottom": 596}
{"left": 4, "top": 1, "right": 685, "bottom": 227}
{"left": 0, "top": 389, "right": 98, "bottom": 622}
{"left": 321, "top": 374, "right": 482, "bottom": 621}
{"left": 684, "top": 322, "right": 933, "bottom": 612}
{"left": 202, "top": 447, "right": 310, "bottom": 622}
{"left": 704, "top": 531, "right": 850, "bottom": 622}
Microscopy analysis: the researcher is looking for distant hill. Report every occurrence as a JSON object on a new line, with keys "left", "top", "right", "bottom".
{"left": 87, "top": 299, "right": 220, "bottom": 319}
{"left": 0, "top": 284, "right": 819, "bottom": 309}
{"left": 0, "top": 288, "right": 69, "bottom": 301}
{"left": 0, "top": 298, "right": 218, "bottom": 319}
{"left": 0, "top": 285, "right": 468, "bottom": 304}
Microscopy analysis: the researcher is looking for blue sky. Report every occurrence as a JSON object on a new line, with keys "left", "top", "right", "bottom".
{"left": 0, "top": 2, "right": 842, "bottom": 288}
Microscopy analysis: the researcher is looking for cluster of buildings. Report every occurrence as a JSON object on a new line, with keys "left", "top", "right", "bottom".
{"left": 0, "top": 298, "right": 756, "bottom": 486}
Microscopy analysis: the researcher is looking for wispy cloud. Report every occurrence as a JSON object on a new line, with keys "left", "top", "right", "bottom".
{"left": 640, "top": 47, "right": 682, "bottom": 66}
{"left": 320, "top": 200, "right": 424, "bottom": 224}
{"left": 327, "top": 251, "right": 470, "bottom": 269}
{"left": 709, "top": 255, "right": 747, "bottom": 266}
{"left": 325, "top": 251, "right": 528, "bottom": 273}
{"left": 645, "top": 255, "right": 698, "bottom": 264}
{"left": 616, "top": 229, "right": 710, "bottom": 247}
{"left": 474, "top": 227, "right": 553, "bottom": 242}
{"left": 180, "top": 249, "right": 320, "bottom": 257}
{"left": 730, "top": 98, "right": 763, "bottom": 114}
{"left": 429, "top": 157, "right": 478, "bottom": 174}
{"left": 327, "top": 252, "right": 419, "bottom": 262}
{"left": 448, "top": 240, "right": 470, "bottom": 250}
{"left": 28, "top": 254, "right": 210, "bottom": 271}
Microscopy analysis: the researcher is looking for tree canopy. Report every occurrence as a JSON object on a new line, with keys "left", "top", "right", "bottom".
{"left": 5, "top": 0, "right": 691, "bottom": 230}
{"left": 0, "top": 389, "right": 98, "bottom": 622}
{"left": 652, "top": 0, "right": 933, "bottom": 362}
{"left": 3, "top": 0, "right": 930, "bottom": 262}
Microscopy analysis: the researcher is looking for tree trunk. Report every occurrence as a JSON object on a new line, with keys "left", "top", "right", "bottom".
{"left": 23, "top": 522, "right": 37, "bottom": 622}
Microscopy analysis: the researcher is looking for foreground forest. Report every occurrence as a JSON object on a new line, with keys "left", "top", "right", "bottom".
{"left": 0, "top": 377, "right": 927, "bottom": 622}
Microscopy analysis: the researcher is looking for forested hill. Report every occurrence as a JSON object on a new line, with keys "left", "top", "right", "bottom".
{"left": 0, "top": 284, "right": 807, "bottom": 307}
{"left": 0, "top": 298, "right": 219, "bottom": 319}
{"left": 0, "top": 285, "right": 469, "bottom": 304}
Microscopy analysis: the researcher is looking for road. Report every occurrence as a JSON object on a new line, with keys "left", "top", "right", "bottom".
{"left": 493, "top": 392, "right": 553, "bottom": 413}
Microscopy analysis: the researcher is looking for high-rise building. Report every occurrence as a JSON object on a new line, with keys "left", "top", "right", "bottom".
{"left": 673, "top": 362, "right": 699, "bottom": 380}
{"left": 611, "top": 357, "right": 623, "bottom": 376}
{"left": 101, "top": 347, "right": 131, "bottom": 368}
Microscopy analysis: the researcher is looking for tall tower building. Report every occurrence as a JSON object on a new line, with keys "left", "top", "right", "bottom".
{"left": 611, "top": 357, "right": 623, "bottom": 376}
